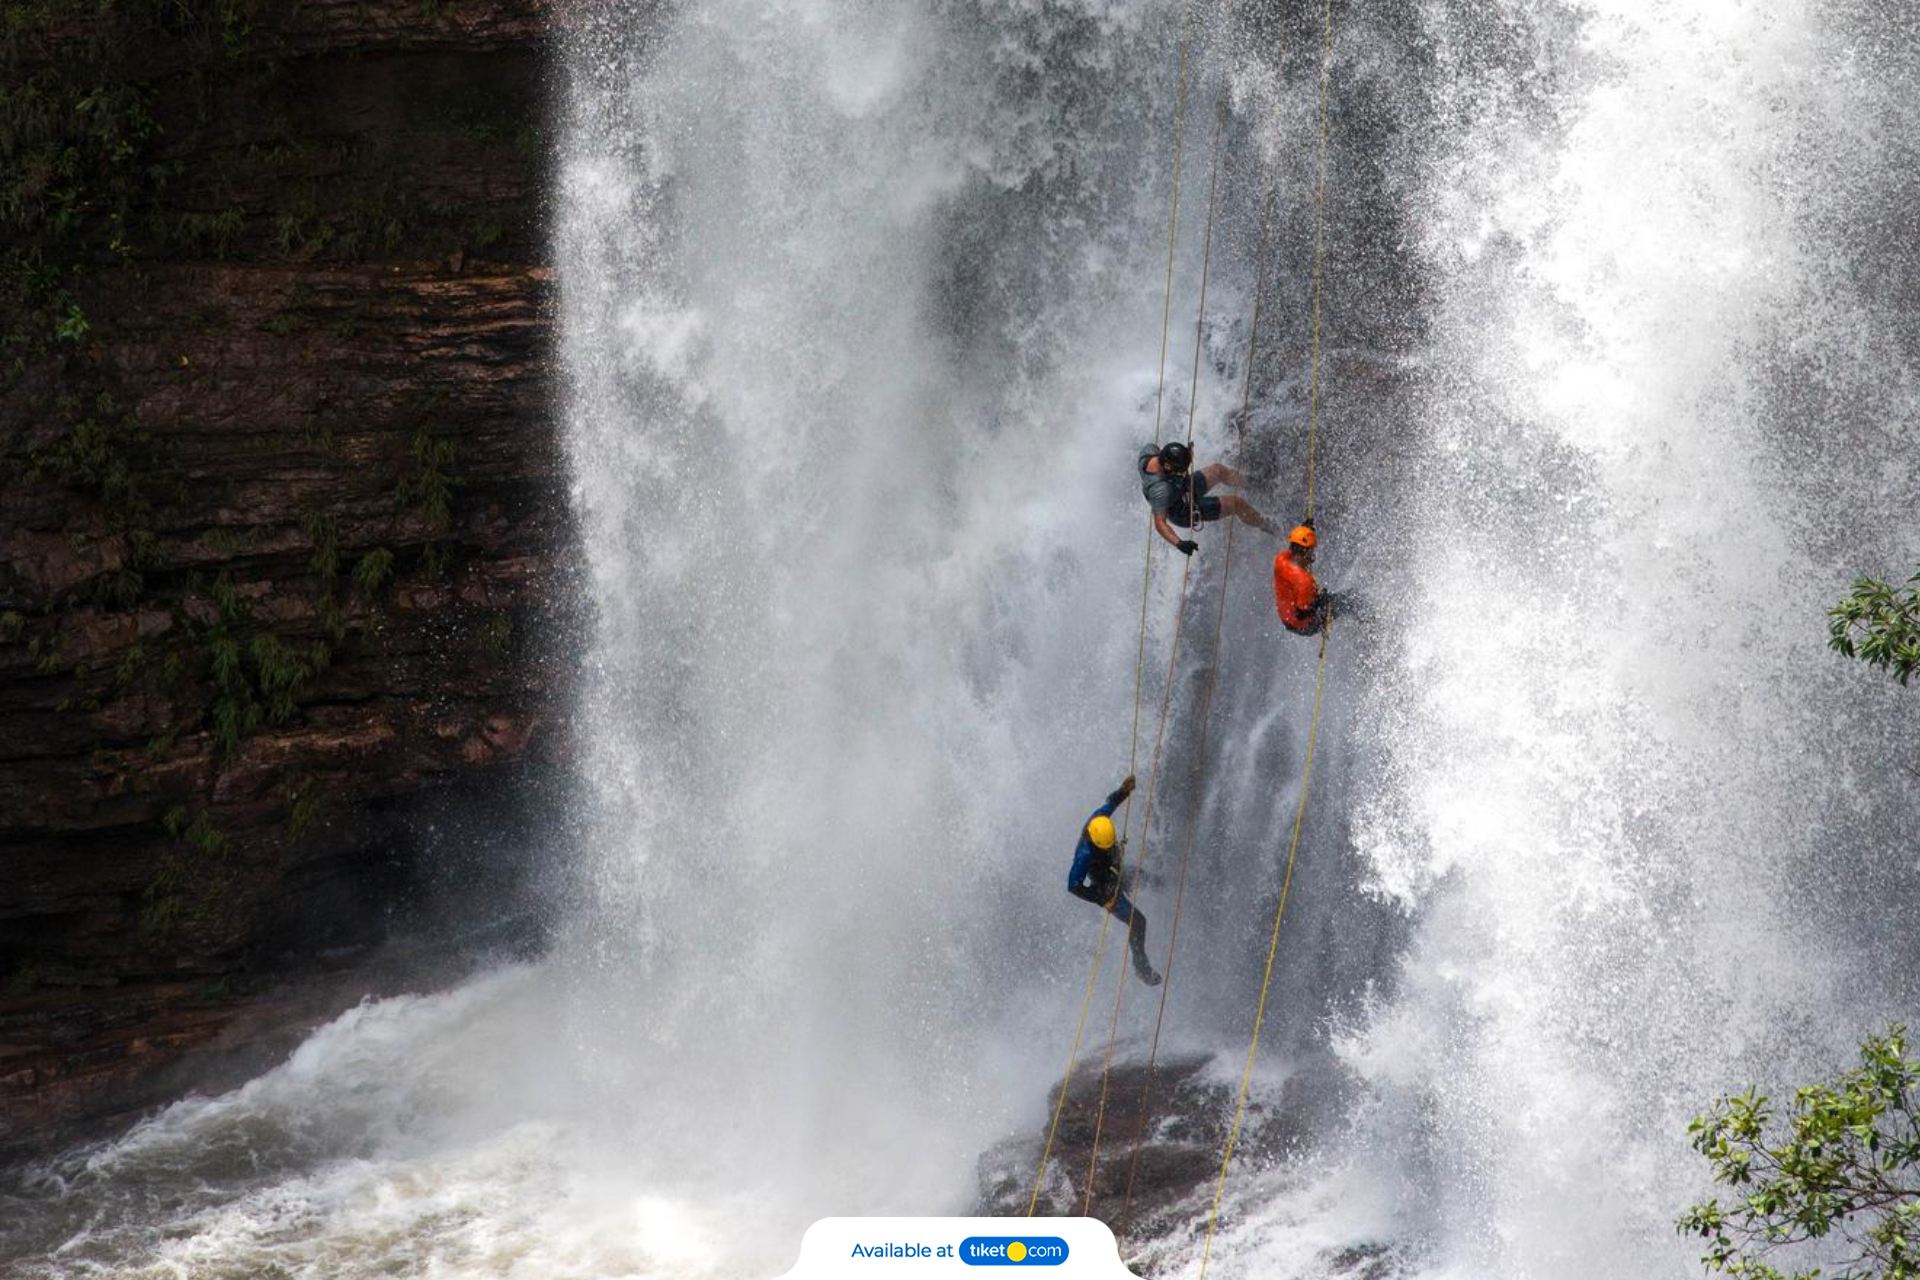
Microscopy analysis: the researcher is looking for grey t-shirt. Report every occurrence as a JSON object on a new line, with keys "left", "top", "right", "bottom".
{"left": 1138, "top": 444, "right": 1187, "bottom": 515}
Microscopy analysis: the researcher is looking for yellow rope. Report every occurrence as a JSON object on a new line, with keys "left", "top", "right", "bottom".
{"left": 1025, "top": 0, "right": 1200, "bottom": 1216}
{"left": 1305, "top": 0, "right": 1332, "bottom": 522}
{"left": 1195, "top": 625, "right": 1330, "bottom": 1277}
{"left": 1117, "top": 178, "right": 1279, "bottom": 1236}
{"left": 1080, "top": 547, "right": 1192, "bottom": 1215}
{"left": 1150, "top": 1, "right": 1199, "bottom": 450}
{"left": 1078, "top": 94, "right": 1230, "bottom": 1216}
{"left": 1180, "top": 94, "right": 1230, "bottom": 453}
{"left": 1194, "top": 2, "right": 1337, "bottom": 1268}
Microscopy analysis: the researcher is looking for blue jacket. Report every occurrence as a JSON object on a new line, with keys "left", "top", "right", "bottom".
{"left": 1067, "top": 785, "right": 1130, "bottom": 894}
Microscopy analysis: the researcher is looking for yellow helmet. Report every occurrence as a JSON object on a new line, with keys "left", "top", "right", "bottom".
{"left": 1087, "top": 815, "right": 1117, "bottom": 849}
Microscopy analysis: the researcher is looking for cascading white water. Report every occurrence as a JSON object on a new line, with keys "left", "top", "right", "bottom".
{"left": 548, "top": 0, "right": 1208, "bottom": 1252}
{"left": 1191, "top": 2, "right": 1920, "bottom": 1277}
{"left": 4, "top": 2, "right": 1915, "bottom": 1277}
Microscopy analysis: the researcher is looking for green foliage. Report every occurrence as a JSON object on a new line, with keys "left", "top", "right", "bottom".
{"left": 27, "top": 632, "right": 63, "bottom": 674}
{"left": 302, "top": 509, "right": 354, "bottom": 640}
{"left": 437, "top": 97, "right": 544, "bottom": 164}
{"left": 253, "top": 632, "right": 328, "bottom": 719}
{"left": 22, "top": 395, "right": 169, "bottom": 606}
{"left": 351, "top": 546, "right": 394, "bottom": 598}
{"left": 396, "top": 419, "right": 461, "bottom": 534}
{"left": 143, "top": 802, "right": 235, "bottom": 937}
{"left": 0, "top": 69, "right": 159, "bottom": 242}
{"left": 111, "top": 638, "right": 147, "bottom": 687}
{"left": 25, "top": 395, "right": 156, "bottom": 527}
{"left": 162, "top": 802, "right": 231, "bottom": 858}
{"left": 196, "top": 525, "right": 250, "bottom": 556}
{"left": 1831, "top": 567, "right": 1920, "bottom": 687}
{"left": 270, "top": 174, "right": 433, "bottom": 263}
{"left": 169, "top": 204, "right": 247, "bottom": 258}
{"left": 1, "top": 10, "right": 164, "bottom": 366}
{"left": 94, "top": 566, "right": 144, "bottom": 609}
{"left": 299, "top": 415, "right": 335, "bottom": 454}
{"left": 284, "top": 772, "right": 320, "bottom": 839}
{"left": 200, "top": 571, "right": 329, "bottom": 758}
{"left": 340, "top": 175, "right": 417, "bottom": 259}
{"left": 2, "top": 0, "right": 266, "bottom": 376}
{"left": 465, "top": 216, "right": 503, "bottom": 253}
{"left": 1680, "top": 1028, "right": 1920, "bottom": 1280}
{"left": 53, "top": 301, "right": 90, "bottom": 342}
{"left": 302, "top": 510, "right": 339, "bottom": 590}
{"left": 271, "top": 182, "right": 329, "bottom": 258}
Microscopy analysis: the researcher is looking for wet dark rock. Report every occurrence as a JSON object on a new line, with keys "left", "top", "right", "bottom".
{"left": 975, "top": 1050, "right": 1410, "bottom": 1277}
{"left": 1, "top": 1, "right": 569, "bottom": 1155}
{"left": 1327, "top": 1242, "right": 1401, "bottom": 1279}
{"left": 977, "top": 1053, "right": 1321, "bottom": 1238}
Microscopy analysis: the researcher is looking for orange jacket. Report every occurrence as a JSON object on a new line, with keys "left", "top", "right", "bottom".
{"left": 1273, "top": 549, "right": 1321, "bottom": 633}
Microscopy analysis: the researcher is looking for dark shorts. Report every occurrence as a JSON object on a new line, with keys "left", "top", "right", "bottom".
{"left": 1164, "top": 473, "right": 1220, "bottom": 528}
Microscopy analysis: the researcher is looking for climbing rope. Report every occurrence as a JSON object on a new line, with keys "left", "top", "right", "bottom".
{"left": 1195, "top": 0, "right": 1337, "bottom": 1270}
{"left": 1025, "top": 0, "right": 1203, "bottom": 1217}
{"left": 1305, "top": 0, "right": 1332, "bottom": 522}
{"left": 1117, "top": 178, "right": 1281, "bottom": 1235}
{"left": 1195, "top": 627, "right": 1329, "bottom": 1277}
{"left": 1076, "top": 93, "right": 1230, "bottom": 1218}
{"left": 1149, "top": 2, "right": 1201, "bottom": 452}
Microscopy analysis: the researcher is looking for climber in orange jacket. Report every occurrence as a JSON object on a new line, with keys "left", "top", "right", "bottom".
{"left": 1273, "top": 521, "right": 1331, "bottom": 635}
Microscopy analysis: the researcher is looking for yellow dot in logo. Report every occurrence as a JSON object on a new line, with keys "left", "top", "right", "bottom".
{"left": 1008, "top": 1242, "right": 1028, "bottom": 1263}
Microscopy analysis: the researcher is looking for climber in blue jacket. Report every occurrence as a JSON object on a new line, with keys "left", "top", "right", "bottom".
{"left": 1066, "top": 775, "right": 1161, "bottom": 987}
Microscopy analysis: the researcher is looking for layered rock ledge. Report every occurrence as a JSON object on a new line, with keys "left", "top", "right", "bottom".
{"left": 1, "top": 0, "right": 569, "bottom": 1154}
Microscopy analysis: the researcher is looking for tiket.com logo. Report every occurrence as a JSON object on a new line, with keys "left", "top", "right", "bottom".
{"left": 958, "top": 1237, "right": 1069, "bottom": 1266}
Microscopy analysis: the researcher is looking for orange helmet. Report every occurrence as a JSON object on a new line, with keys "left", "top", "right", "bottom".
{"left": 1288, "top": 525, "right": 1317, "bottom": 549}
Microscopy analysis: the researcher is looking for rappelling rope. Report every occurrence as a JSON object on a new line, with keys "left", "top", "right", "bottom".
{"left": 1195, "top": 0, "right": 1336, "bottom": 1271}
{"left": 1025, "top": 0, "right": 1202, "bottom": 1217}
{"left": 1149, "top": 2, "right": 1200, "bottom": 453}
{"left": 1304, "top": 0, "right": 1331, "bottom": 523}
{"left": 1078, "top": 94, "right": 1231, "bottom": 1216}
{"left": 1117, "top": 177, "right": 1280, "bottom": 1236}
{"left": 1195, "top": 626, "right": 1329, "bottom": 1276}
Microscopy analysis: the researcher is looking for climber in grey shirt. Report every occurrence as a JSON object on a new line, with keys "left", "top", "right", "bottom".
{"left": 1137, "top": 440, "right": 1277, "bottom": 555}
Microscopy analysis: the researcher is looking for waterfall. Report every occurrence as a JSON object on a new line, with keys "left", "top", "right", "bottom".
{"left": 549, "top": 0, "right": 1197, "bottom": 1247}
{"left": 1195, "top": 1, "right": 1920, "bottom": 1276}
{"left": 5, "top": 1, "right": 1916, "bottom": 1277}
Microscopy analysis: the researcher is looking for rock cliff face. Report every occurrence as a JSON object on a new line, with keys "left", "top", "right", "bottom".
{"left": 1, "top": 0, "right": 569, "bottom": 1154}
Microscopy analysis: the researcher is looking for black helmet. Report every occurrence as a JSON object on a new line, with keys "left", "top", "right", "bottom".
{"left": 1158, "top": 441, "right": 1193, "bottom": 475}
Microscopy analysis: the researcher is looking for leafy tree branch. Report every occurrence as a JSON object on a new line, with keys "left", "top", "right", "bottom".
{"left": 1680, "top": 1028, "right": 1920, "bottom": 1280}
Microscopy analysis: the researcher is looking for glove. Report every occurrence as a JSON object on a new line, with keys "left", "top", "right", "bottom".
{"left": 1301, "top": 517, "right": 1315, "bottom": 529}
{"left": 1120, "top": 775, "right": 1136, "bottom": 795}
{"left": 1176, "top": 540, "right": 1198, "bottom": 556}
